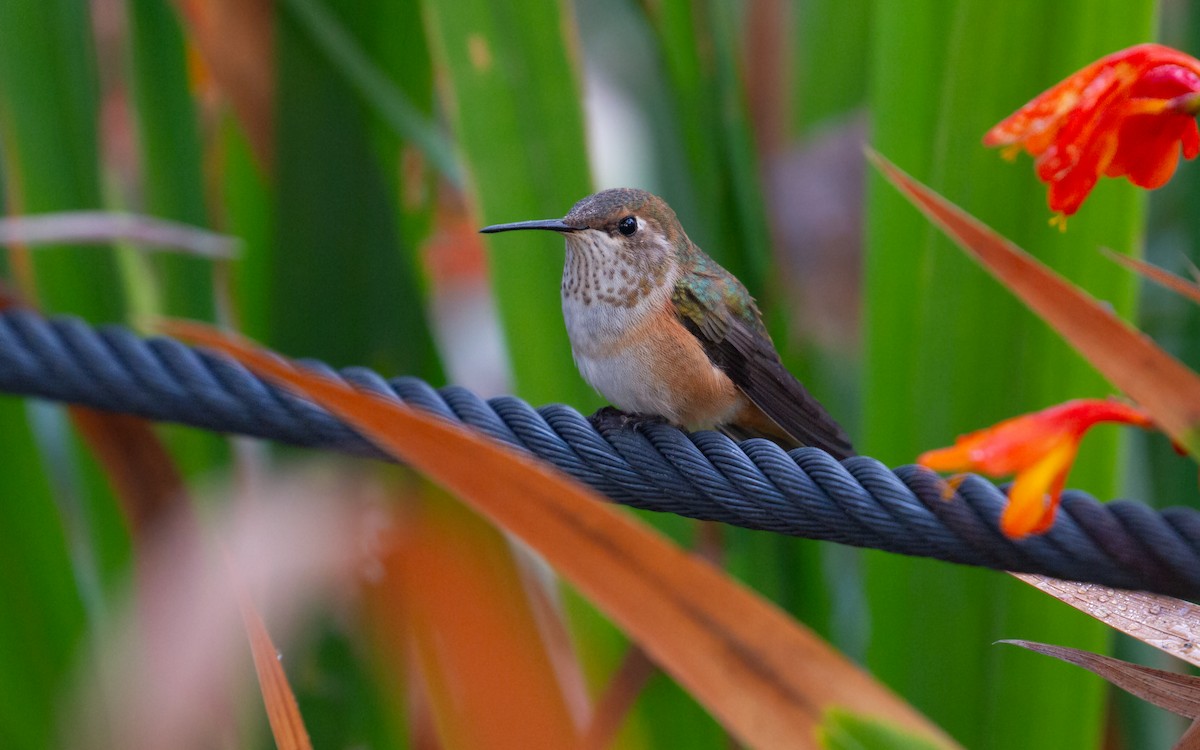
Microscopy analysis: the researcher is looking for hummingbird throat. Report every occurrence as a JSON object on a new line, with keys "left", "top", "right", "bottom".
{"left": 560, "top": 230, "right": 672, "bottom": 310}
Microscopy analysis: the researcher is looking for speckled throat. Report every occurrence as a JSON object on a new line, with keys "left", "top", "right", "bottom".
{"left": 560, "top": 229, "right": 671, "bottom": 309}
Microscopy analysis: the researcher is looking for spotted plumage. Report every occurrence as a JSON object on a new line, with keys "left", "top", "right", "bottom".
{"left": 481, "top": 188, "right": 854, "bottom": 459}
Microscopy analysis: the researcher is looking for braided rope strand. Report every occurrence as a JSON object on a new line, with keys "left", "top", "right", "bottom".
{"left": 0, "top": 310, "right": 1196, "bottom": 599}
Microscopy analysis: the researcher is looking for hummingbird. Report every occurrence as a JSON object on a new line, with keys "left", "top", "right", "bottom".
{"left": 480, "top": 188, "right": 854, "bottom": 459}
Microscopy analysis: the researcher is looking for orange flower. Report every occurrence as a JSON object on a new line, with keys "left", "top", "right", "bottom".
{"left": 918, "top": 399, "right": 1154, "bottom": 539}
{"left": 984, "top": 43, "right": 1200, "bottom": 220}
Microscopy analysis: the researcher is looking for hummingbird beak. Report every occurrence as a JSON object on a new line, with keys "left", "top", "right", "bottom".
{"left": 479, "top": 219, "right": 581, "bottom": 234}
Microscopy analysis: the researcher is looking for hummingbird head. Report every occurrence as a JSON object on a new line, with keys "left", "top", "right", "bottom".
{"left": 481, "top": 188, "right": 687, "bottom": 304}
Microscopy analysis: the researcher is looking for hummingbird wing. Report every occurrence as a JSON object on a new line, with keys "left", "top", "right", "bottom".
{"left": 672, "top": 278, "right": 855, "bottom": 459}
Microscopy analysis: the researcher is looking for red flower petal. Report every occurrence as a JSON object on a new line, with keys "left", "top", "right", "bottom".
{"left": 1001, "top": 439, "right": 1079, "bottom": 538}
{"left": 985, "top": 44, "right": 1200, "bottom": 216}
{"left": 918, "top": 399, "right": 1154, "bottom": 538}
{"left": 1108, "top": 112, "right": 1194, "bottom": 188}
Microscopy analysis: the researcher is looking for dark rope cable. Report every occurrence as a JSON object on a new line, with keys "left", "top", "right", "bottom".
{"left": 0, "top": 309, "right": 1197, "bottom": 600}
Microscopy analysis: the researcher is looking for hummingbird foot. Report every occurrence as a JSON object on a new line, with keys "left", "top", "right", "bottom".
{"left": 587, "top": 406, "right": 672, "bottom": 435}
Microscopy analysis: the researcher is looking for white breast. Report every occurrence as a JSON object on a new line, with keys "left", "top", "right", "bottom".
{"left": 564, "top": 287, "right": 672, "bottom": 412}
{"left": 559, "top": 229, "right": 730, "bottom": 420}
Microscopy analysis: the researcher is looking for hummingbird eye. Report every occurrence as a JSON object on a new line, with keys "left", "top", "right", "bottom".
{"left": 617, "top": 216, "right": 638, "bottom": 236}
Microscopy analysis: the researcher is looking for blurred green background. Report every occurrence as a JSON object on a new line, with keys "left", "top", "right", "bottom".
{"left": 0, "top": 0, "right": 1197, "bottom": 746}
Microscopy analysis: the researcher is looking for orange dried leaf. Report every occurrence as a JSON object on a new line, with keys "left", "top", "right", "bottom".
{"left": 1179, "top": 721, "right": 1200, "bottom": 750}
{"left": 582, "top": 647, "right": 657, "bottom": 750}
{"left": 165, "top": 321, "right": 959, "bottom": 750}
{"left": 367, "top": 491, "right": 581, "bottom": 749}
{"left": 233, "top": 574, "right": 313, "bottom": 750}
{"left": 999, "top": 640, "right": 1200, "bottom": 719}
{"left": 869, "top": 150, "right": 1200, "bottom": 455}
{"left": 174, "top": 0, "right": 274, "bottom": 168}
{"left": 69, "top": 407, "right": 185, "bottom": 537}
{"left": 1103, "top": 248, "right": 1200, "bottom": 306}
{"left": 1013, "top": 575, "right": 1200, "bottom": 669}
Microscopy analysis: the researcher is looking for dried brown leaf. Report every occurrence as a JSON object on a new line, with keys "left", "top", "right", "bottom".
{"left": 1177, "top": 719, "right": 1200, "bottom": 750}
{"left": 175, "top": 0, "right": 275, "bottom": 168}
{"left": 366, "top": 491, "right": 580, "bottom": 749}
{"left": 868, "top": 150, "right": 1200, "bottom": 451}
{"left": 1103, "top": 249, "right": 1200, "bottom": 306}
{"left": 514, "top": 549, "right": 593, "bottom": 729}
{"left": 1000, "top": 640, "right": 1200, "bottom": 719}
{"left": 230, "top": 562, "right": 313, "bottom": 750}
{"left": 167, "top": 322, "right": 959, "bottom": 750}
{"left": 1013, "top": 574, "right": 1200, "bottom": 667}
{"left": 69, "top": 407, "right": 185, "bottom": 537}
{"left": 582, "top": 647, "right": 657, "bottom": 750}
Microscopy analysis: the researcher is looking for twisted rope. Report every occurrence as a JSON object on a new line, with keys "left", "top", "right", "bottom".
{"left": 0, "top": 309, "right": 1197, "bottom": 600}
